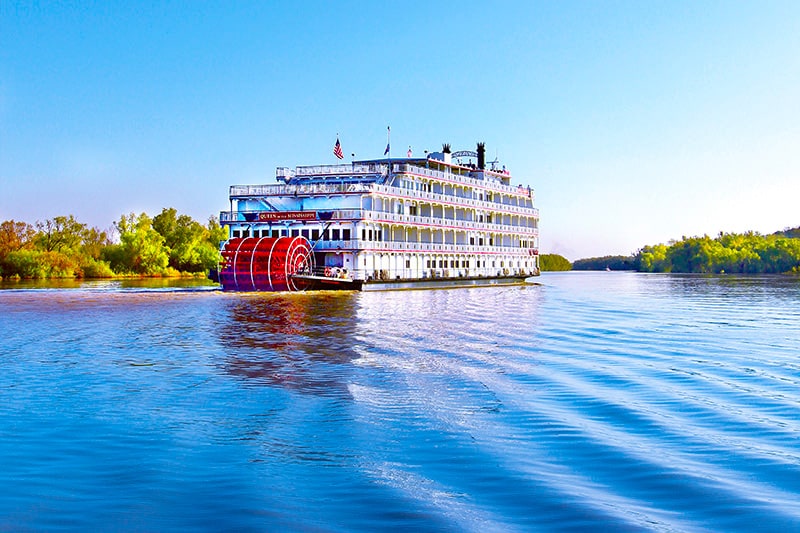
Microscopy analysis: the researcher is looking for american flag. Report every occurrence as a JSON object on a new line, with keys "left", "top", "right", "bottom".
{"left": 333, "top": 138, "right": 344, "bottom": 159}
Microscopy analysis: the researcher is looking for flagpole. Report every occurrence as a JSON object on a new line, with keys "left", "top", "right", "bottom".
{"left": 387, "top": 126, "right": 391, "bottom": 180}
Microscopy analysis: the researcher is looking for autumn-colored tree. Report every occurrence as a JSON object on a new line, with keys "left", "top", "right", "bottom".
{"left": 0, "top": 220, "right": 36, "bottom": 257}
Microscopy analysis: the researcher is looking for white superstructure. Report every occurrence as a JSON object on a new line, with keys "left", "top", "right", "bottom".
{"left": 220, "top": 145, "right": 539, "bottom": 288}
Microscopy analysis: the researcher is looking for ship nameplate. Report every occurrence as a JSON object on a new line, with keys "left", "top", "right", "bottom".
{"left": 258, "top": 211, "right": 317, "bottom": 222}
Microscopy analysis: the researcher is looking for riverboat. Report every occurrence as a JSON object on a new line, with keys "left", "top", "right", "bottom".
{"left": 218, "top": 143, "right": 540, "bottom": 291}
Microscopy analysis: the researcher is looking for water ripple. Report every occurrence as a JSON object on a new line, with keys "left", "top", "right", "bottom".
{"left": 2, "top": 274, "right": 800, "bottom": 530}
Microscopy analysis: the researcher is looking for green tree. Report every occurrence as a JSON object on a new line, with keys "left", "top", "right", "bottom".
{"left": 35, "top": 216, "right": 115, "bottom": 278}
{"left": 34, "top": 215, "right": 86, "bottom": 253}
{"left": 775, "top": 226, "right": 800, "bottom": 239}
{"left": 755, "top": 237, "right": 800, "bottom": 274}
{"left": 152, "top": 208, "right": 224, "bottom": 272}
{"left": 634, "top": 230, "right": 800, "bottom": 274}
{"left": 539, "top": 253, "right": 571, "bottom": 271}
{"left": 81, "top": 226, "right": 112, "bottom": 260}
{"left": 635, "top": 244, "right": 669, "bottom": 272}
{"left": 2, "top": 217, "right": 114, "bottom": 279}
{"left": 206, "top": 216, "right": 228, "bottom": 247}
{"left": 104, "top": 213, "right": 169, "bottom": 275}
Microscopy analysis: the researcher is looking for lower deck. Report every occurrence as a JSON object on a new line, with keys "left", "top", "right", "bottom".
{"left": 293, "top": 273, "right": 536, "bottom": 292}
{"left": 313, "top": 249, "right": 539, "bottom": 282}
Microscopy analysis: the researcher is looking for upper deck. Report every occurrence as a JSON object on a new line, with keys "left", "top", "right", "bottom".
{"left": 231, "top": 160, "right": 535, "bottom": 203}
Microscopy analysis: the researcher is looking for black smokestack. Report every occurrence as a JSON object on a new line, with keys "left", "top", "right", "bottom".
{"left": 477, "top": 142, "right": 486, "bottom": 170}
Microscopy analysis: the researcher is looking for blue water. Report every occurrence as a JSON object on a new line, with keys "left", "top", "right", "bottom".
{"left": 1, "top": 273, "right": 799, "bottom": 531}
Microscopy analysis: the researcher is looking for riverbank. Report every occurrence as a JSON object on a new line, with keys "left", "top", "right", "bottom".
{"left": 0, "top": 275, "right": 218, "bottom": 291}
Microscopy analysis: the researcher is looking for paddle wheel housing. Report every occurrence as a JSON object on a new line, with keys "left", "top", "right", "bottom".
{"left": 219, "top": 236, "right": 315, "bottom": 291}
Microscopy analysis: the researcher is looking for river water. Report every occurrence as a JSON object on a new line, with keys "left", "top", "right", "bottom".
{"left": 1, "top": 272, "right": 799, "bottom": 531}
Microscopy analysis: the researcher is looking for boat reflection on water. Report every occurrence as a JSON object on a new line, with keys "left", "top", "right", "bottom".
{"left": 217, "top": 291, "right": 362, "bottom": 397}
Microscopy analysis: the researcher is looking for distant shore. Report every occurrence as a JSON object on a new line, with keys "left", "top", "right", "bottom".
{"left": 543, "top": 227, "right": 800, "bottom": 274}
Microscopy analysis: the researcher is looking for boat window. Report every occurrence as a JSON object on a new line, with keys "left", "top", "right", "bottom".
{"left": 301, "top": 229, "right": 310, "bottom": 239}
{"left": 312, "top": 230, "right": 320, "bottom": 241}
{"left": 342, "top": 229, "right": 351, "bottom": 241}
{"left": 332, "top": 229, "right": 341, "bottom": 240}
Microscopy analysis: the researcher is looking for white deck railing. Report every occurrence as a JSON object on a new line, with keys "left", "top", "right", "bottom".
{"left": 313, "top": 240, "right": 537, "bottom": 255}
{"left": 219, "top": 208, "right": 539, "bottom": 236}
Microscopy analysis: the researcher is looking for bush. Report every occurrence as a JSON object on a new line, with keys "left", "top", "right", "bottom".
{"left": 80, "top": 258, "right": 115, "bottom": 278}
{"left": 1, "top": 250, "right": 49, "bottom": 278}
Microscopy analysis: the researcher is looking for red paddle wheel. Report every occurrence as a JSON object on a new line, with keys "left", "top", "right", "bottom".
{"left": 219, "top": 236, "right": 315, "bottom": 291}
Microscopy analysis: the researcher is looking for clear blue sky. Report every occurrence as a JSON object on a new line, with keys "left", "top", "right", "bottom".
{"left": 2, "top": 1, "right": 798, "bottom": 259}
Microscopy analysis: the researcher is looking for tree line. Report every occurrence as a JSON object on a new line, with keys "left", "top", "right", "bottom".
{"left": 634, "top": 230, "right": 800, "bottom": 274}
{"left": 539, "top": 253, "right": 572, "bottom": 271}
{"left": 572, "top": 255, "right": 637, "bottom": 271}
{"left": 541, "top": 227, "right": 800, "bottom": 274}
{"left": 0, "top": 209, "right": 227, "bottom": 280}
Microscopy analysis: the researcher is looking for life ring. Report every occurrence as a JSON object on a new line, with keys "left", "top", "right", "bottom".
{"left": 324, "top": 267, "right": 332, "bottom": 277}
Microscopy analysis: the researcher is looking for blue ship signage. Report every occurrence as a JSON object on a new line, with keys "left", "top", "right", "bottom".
{"left": 258, "top": 211, "right": 317, "bottom": 222}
